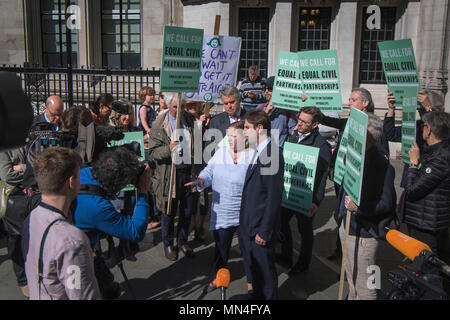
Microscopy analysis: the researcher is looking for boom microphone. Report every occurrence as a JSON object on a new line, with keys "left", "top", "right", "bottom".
{"left": 216, "top": 268, "right": 230, "bottom": 300}
{"left": 386, "top": 229, "right": 431, "bottom": 261}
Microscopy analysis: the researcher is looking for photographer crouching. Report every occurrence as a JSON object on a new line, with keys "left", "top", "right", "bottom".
{"left": 72, "top": 146, "right": 152, "bottom": 299}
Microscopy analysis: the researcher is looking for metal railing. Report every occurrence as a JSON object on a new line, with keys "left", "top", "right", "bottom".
{"left": 0, "top": 64, "right": 160, "bottom": 117}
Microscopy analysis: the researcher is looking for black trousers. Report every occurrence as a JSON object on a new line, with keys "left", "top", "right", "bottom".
{"left": 407, "top": 225, "right": 450, "bottom": 265}
{"left": 212, "top": 226, "right": 238, "bottom": 273}
{"left": 280, "top": 207, "right": 314, "bottom": 268}
{"left": 161, "top": 169, "right": 195, "bottom": 248}
{"left": 238, "top": 228, "right": 278, "bottom": 300}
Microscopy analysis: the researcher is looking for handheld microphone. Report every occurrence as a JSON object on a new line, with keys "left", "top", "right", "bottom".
{"left": 216, "top": 268, "right": 230, "bottom": 300}
{"left": 386, "top": 229, "right": 431, "bottom": 261}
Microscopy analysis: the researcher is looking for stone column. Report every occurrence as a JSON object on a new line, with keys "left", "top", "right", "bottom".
{"left": 416, "top": 0, "right": 449, "bottom": 109}
{"left": 332, "top": 1, "right": 358, "bottom": 106}
{"left": 267, "top": 1, "right": 292, "bottom": 77}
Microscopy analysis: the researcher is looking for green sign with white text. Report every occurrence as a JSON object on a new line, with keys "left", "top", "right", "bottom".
{"left": 281, "top": 142, "right": 319, "bottom": 216}
{"left": 298, "top": 49, "right": 343, "bottom": 112}
{"left": 160, "top": 26, "right": 204, "bottom": 92}
{"left": 343, "top": 108, "right": 368, "bottom": 207}
{"left": 401, "top": 87, "right": 418, "bottom": 165}
{"left": 333, "top": 122, "right": 350, "bottom": 186}
{"left": 378, "top": 39, "right": 422, "bottom": 108}
{"left": 272, "top": 51, "right": 304, "bottom": 111}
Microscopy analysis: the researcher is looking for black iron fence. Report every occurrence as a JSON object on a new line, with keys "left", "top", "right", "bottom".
{"left": 0, "top": 64, "right": 160, "bottom": 117}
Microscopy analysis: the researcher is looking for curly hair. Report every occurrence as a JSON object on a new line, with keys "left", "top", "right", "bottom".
{"left": 91, "top": 147, "right": 141, "bottom": 193}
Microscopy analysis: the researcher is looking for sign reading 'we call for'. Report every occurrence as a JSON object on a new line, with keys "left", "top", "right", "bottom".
{"left": 401, "top": 87, "right": 418, "bottom": 165}
{"left": 272, "top": 49, "right": 343, "bottom": 113}
{"left": 281, "top": 143, "right": 319, "bottom": 216}
{"left": 343, "top": 108, "right": 368, "bottom": 207}
{"left": 160, "top": 26, "right": 204, "bottom": 92}
{"left": 378, "top": 38, "right": 422, "bottom": 108}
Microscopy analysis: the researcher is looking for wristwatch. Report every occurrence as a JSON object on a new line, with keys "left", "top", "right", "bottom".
{"left": 409, "top": 163, "right": 419, "bottom": 169}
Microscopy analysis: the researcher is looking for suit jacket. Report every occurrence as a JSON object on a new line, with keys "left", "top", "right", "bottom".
{"left": 206, "top": 108, "right": 246, "bottom": 157}
{"left": 239, "top": 140, "right": 284, "bottom": 241}
{"left": 288, "top": 127, "right": 331, "bottom": 206}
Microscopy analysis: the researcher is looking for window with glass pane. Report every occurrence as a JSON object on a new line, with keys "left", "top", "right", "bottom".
{"left": 359, "top": 7, "right": 396, "bottom": 84}
{"left": 238, "top": 8, "right": 270, "bottom": 81}
{"left": 101, "top": 0, "right": 141, "bottom": 69}
{"left": 298, "top": 8, "right": 332, "bottom": 51}
{"left": 41, "top": 0, "right": 78, "bottom": 67}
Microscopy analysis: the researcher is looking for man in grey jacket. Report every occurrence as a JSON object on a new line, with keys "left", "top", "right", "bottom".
{"left": 22, "top": 147, "right": 100, "bottom": 300}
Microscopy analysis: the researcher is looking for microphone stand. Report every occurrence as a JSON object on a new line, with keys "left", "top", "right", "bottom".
{"left": 220, "top": 286, "right": 226, "bottom": 300}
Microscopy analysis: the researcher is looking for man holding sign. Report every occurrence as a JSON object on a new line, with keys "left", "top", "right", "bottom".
{"left": 278, "top": 107, "right": 331, "bottom": 276}
{"left": 335, "top": 113, "right": 396, "bottom": 300}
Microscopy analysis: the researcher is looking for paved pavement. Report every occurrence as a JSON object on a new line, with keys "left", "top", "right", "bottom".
{"left": 0, "top": 160, "right": 407, "bottom": 300}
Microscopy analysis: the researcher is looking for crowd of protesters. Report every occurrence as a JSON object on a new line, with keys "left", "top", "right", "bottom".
{"left": 0, "top": 63, "right": 449, "bottom": 301}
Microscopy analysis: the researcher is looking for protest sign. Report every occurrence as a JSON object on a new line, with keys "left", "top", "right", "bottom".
{"left": 378, "top": 39, "right": 422, "bottom": 108}
{"left": 184, "top": 35, "right": 241, "bottom": 103}
{"left": 160, "top": 26, "right": 204, "bottom": 92}
{"left": 401, "top": 87, "right": 418, "bottom": 165}
{"left": 281, "top": 142, "right": 319, "bottom": 216}
{"left": 343, "top": 108, "right": 368, "bottom": 206}
{"left": 108, "top": 131, "right": 145, "bottom": 191}
{"left": 333, "top": 122, "right": 350, "bottom": 186}
{"left": 271, "top": 51, "right": 304, "bottom": 112}
{"left": 298, "top": 49, "right": 343, "bottom": 112}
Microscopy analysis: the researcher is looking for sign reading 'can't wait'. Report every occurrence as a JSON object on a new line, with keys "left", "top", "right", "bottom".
{"left": 160, "top": 26, "right": 204, "bottom": 92}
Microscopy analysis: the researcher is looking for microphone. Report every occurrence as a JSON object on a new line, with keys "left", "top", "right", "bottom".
{"left": 386, "top": 229, "right": 450, "bottom": 278}
{"left": 216, "top": 268, "right": 230, "bottom": 300}
{"left": 386, "top": 229, "right": 431, "bottom": 261}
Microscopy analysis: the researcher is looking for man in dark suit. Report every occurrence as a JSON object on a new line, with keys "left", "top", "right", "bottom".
{"left": 206, "top": 86, "right": 246, "bottom": 159}
{"left": 32, "top": 95, "right": 64, "bottom": 130}
{"left": 238, "top": 110, "right": 284, "bottom": 300}
{"left": 278, "top": 107, "right": 331, "bottom": 275}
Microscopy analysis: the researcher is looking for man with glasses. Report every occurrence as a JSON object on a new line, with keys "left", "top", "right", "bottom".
{"left": 277, "top": 106, "right": 331, "bottom": 276}
{"left": 32, "top": 95, "right": 64, "bottom": 131}
{"left": 258, "top": 76, "right": 297, "bottom": 147}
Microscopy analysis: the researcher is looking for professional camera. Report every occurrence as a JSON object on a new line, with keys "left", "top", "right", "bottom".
{"left": 379, "top": 249, "right": 449, "bottom": 300}
{"left": 27, "top": 121, "right": 78, "bottom": 156}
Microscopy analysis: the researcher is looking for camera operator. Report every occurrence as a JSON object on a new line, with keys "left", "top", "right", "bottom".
{"left": 21, "top": 147, "right": 100, "bottom": 300}
{"left": 404, "top": 111, "right": 450, "bottom": 270}
{"left": 109, "top": 98, "right": 148, "bottom": 260}
{"left": 72, "top": 147, "right": 151, "bottom": 299}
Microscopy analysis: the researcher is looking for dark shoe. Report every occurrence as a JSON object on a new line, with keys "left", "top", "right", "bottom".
{"left": 327, "top": 250, "right": 342, "bottom": 261}
{"left": 178, "top": 244, "right": 195, "bottom": 258}
{"left": 286, "top": 264, "right": 309, "bottom": 276}
{"left": 164, "top": 245, "right": 177, "bottom": 261}
{"left": 275, "top": 253, "right": 292, "bottom": 267}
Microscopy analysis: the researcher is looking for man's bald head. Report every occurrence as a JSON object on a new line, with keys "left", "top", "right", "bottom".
{"left": 44, "top": 95, "right": 64, "bottom": 125}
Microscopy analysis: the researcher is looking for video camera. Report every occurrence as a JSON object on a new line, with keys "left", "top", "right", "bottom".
{"left": 27, "top": 122, "right": 78, "bottom": 155}
{"left": 378, "top": 230, "right": 450, "bottom": 300}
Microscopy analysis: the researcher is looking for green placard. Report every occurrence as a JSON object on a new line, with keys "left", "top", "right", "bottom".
{"left": 271, "top": 51, "right": 304, "bottom": 111}
{"left": 401, "top": 87, "right": 418, "bottom": 165}
{"left": 333, "top": 122, "right": 350, "bottom": 186}
{"left": 298, "top": 49, "right": 343, "bottom": 112}
{"left": 281, "top": 142, "right": 319, "bottom": 216}
{"left": 108, "top": 131, "right": 145, "bottom": 191}
{"left": 160, "top": 25, "right": 204, "bottom": 92}
{"left": 343, "top": 108, "right": 368, "bottom": 207}
{"left": 378, "top": 39, "right": 422, "bottom": 108}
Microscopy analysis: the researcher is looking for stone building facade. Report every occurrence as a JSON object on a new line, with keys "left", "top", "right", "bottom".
{"left": 0, "top": 0, "right": 449, "bottom": 155}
